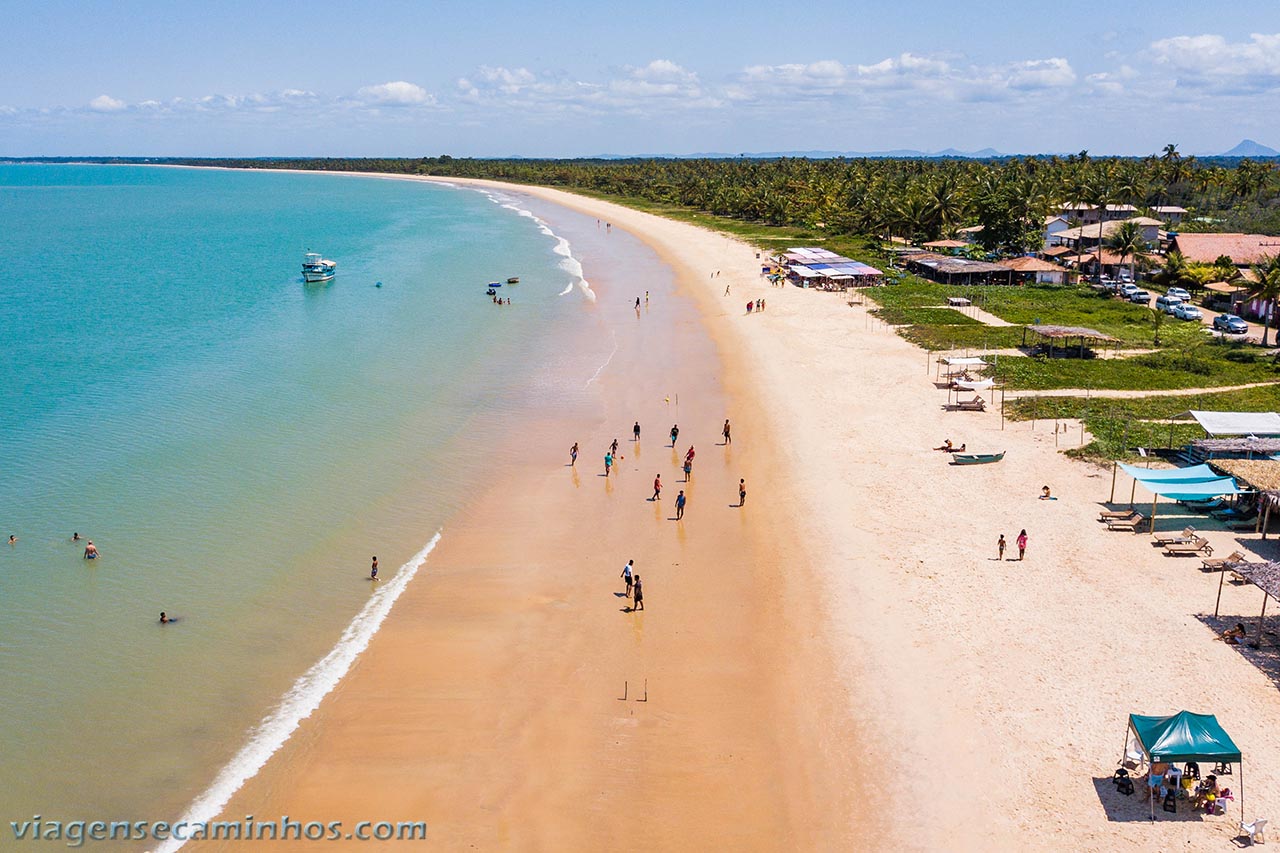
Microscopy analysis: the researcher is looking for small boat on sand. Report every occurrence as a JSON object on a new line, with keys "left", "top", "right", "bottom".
{"left": 951, "top": 451, "right": 1006, "bottom": 465}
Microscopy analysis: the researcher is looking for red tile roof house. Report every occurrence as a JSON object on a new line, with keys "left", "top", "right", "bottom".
{"left": 1171, "top": 234, "right": 1280, "bottom": 330}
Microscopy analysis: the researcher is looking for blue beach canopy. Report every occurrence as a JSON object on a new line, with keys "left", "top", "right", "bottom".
{"left": 1118, "top": 463, "right": 1220, "bottom": 483}
{"left": 1137, "top": 476, "right": 1243, "bottom": 500}
{"left": 1128, "top": 711, "right": 1241, "bottom": 763}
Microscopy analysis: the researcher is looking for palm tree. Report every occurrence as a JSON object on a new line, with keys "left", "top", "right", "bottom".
{"left": 1105, "top": 220, "right": 1147, "bottom": 282}
{"left": 1246, "top": 255, "right": 1280, "bottom": 348}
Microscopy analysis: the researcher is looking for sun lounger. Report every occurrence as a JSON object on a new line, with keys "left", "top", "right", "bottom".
{"left": 1210, "top": 507, "right": 1255, "bottom": 520}
{"left": 951, "top": 398, "right": 985, "bottom": 412}
{"left": 1186, "top": 499, "right": 1227, "bottom": 514}
{"left": 1153, "top": 526, "right": 1196, "bottom": 544}
{"left": 1163, "top": 536, "right": 1213, "bottom": 557}
{"left": 1225, "top": 516, "right": 1261, "bottom": 531}
{"left": 1202, "top": 551, "right": 1246, "bottom": 571}
{"left": 1099, "top": 507, "right": 1138, "bottom": 521}
{"left": 1107, "top": 512, "right": 1146, "bottom": 531}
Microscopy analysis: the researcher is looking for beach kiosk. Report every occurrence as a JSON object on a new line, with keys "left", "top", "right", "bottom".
{"left": 1123, "top": 710, "right": 1243, "bottom": 822}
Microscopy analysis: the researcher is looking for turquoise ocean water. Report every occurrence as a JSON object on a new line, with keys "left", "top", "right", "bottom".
{"left": 0, "top": 165, "right": 610, "bottom": 828}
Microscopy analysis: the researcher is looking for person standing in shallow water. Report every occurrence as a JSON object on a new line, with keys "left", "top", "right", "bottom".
{"left": 570, "top": 442, "right": 579, "bottom": 466}
{"left": 621, "top": 559, "right": 634, "bottom": 598}
{"left": 739, "top": 479, "right": 746, "bottom": 506}
{"left": 632, "top": 575, "right": 644, "bottom": 611}
{"left": 633, "top": 421, "right": 641, "bottom": 442}
{"left": 723, "top": 419, "right": 732, "bottom": 445}
{"left": 371, "top": 556, "right": 379, "bottom": 581}
{"left": 652, "top": 474, "right": 662, "bottom": 501}
{"left": 675, "top": 490, "right": 686, "bottom": 520}
{"left": 604, "top": 451, "right": 614, "bottom": 477}
{"left": 670, "top": 425, "right": 679, "bottom": 447}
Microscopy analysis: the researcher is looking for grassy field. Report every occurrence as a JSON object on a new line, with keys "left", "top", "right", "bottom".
{"left": 1003, "top": 384, "right": 1280, "bottom": 461}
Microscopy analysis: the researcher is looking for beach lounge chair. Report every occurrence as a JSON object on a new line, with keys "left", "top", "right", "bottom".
{"left": 1099, "top": 507, "right": 1138, "bottom": 521}
{"left": 1210, "top": 506, "right": 1255, "bottom": 520}
{"left": 1202, "top": 551, "right": 1245, "bottom": 571}
{"left": 1107, "top": 512, "right": 1146, "bottom": 531}
{"left": 1226, "top": 516, "right": 1262, "bottom": 531}
{"left": 1186, "top": 499, "right": 1228, "bottom": 514}
{"left": 1163, "top": 536, "right": 1213, "bottom": 557}
{"left": 952, "top": 397, "right": 985, "bottom": 412}
{"left": 1153, "top": 526, "right": 1196, "bottom": 545}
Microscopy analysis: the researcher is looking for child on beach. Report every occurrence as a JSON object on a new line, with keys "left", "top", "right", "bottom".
{"left": 611, "top": 438, "right": 619, "bottom": 455}
{"left": 371, "top": 556, "right": 379, "bottom": 581}
{"left": 604, "top": 452, "right": 614, "bottom": 477}
{"left": 739, "top": 479, "right": 746, "bottom": 506}
{"left": 997, "top": 534, "right": 1006, "bottom": 561}
{"left": 1017, "top": 530, "right": 1028, "bottom": 560}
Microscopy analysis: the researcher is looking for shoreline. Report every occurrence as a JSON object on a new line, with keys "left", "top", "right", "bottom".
{"left": 180, "top": 168, "right": 1280, "bottom": 850}
{"left": 186, "top": 175, "right": 869, "bottom": 849}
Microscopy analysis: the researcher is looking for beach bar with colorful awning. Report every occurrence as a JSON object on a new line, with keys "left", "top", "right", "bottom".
{"left": 782, "top": 247, "right": 883, "bottom": 289}
{"left": 1123, "top": 710, "right": 1244, "bottom": 822}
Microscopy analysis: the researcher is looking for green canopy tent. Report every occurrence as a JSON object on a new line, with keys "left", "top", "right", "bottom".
{"left": 1124, "top": 711, "right": 1243, "bottom": 821}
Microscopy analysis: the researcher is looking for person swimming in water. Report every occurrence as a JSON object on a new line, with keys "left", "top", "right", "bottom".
{"left": 72, "top": 532, "right": 82, "bottom": 542}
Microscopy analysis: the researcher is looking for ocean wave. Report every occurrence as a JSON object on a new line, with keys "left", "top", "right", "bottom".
{"left": 472, "top": 189, "right": 595, "bottom": 303}
{"left": 155, "top": 532, "right": 443, "bottom": 853}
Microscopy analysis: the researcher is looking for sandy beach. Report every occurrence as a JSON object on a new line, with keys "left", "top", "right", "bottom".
{"left": 191, "top": 175, "right": 1280, "bottom": 851}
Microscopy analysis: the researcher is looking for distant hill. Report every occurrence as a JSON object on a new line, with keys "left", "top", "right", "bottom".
{"left": 1220, "top": 139, "right": 1279, "bottom": 157}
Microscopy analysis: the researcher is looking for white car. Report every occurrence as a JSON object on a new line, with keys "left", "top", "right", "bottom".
{"left": 1167, "top": 287, "right": 1191, "bottom": 301}
{"left": 1119, "top": 283, "right": 1140, "bottom": 297}
{"left": 1156, "top": 295, "right": 1184, "bottom": 313}
{"left": 1173, "top": 303, "right": 1203, "bottom": 321}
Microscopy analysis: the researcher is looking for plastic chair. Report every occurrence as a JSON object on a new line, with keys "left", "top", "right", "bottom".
{"left": 1163, "top": 791, "right": 1178, "bottom": 813}
{"left": 1241, "top": 818, "right": 1267, "bottom": 844}
{"left": 1183, "top": 761, "right": 1200, "bottom": 780}
{"left": 1215, "top": 761, "right": 1234, "bottom": 776}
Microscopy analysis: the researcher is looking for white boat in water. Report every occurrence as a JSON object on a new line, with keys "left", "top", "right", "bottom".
{"left": 302, "top": 252, "right": 337, "bottom": 283}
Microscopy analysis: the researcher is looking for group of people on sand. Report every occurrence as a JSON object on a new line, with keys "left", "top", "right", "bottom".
{"left": 996, "top": 531, "right": 1029, "bottom": 561}
{"left": 934, "top": 439, "right": 966, "bottom": 453}
{"left": 565, "top": 417, "right": 746, "bottom": 612}
{"left": 746, "top": 299, "right": 765, "bottom": 314}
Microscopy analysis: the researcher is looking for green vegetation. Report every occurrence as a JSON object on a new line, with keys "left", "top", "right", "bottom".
{"left": 1003, "top": 384, "right": 1280, "bottom": 462}
{"left": 872, "top": 306, "right": 980, "bottom": 326}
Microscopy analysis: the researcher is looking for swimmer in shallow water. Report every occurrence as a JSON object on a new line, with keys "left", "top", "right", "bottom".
{"left": 83, "top": 541, "right": 98, "bottom": 559}
{"left": 72, "top": 532, "right": 82, "bottom": 542}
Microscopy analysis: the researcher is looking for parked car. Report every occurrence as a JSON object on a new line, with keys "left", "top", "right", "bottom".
{"left": 1214, "top": 314, "right": 1249, "bottom": 334}
{"left": 1156, "top": 295, "right": 1184, "bottom": 313}
{"left": 1167, "top": 287, "right": 1191, "bottom": 301}
{"left": 1119, "top": 283, "right": 1140, "bottom": 297}
{"left": 1128, "top": 290, "right": 1152, "bottom": 305}
{"left": 1173, "top": 303, "right": 1203, "bottom": 321}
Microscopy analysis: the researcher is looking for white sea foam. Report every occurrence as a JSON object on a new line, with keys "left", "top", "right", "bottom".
{"left": 470, "top": 188, "right": 596, "bottom": 302}
{"left": 155, "top": 532, "right": 443, "bottom": 853}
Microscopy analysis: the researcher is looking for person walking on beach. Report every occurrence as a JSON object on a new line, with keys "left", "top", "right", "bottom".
{"left": 684, "top": 445, "right": 696, "bottom": 465}
{"left": 645, "top": 291, "right": 649, "bottom": 305}
{"left": 611, "top": 438, "right": 620, "bottom": 456}
{"left": 1016, "top": 529, "right": 1028, "bottom": 561}
{"left": 652, "top": 474, "right": 662, "bottom": 501}
{"left": 635, "top": 297, "right": 641, "bottom": 310}
{"left": 746, "top": 301, "right": 753, "bottom": 314}
{"left": 997, "top": 534, "right": 1006, "bottom": 561}
{"left": 739, "top": 478, "right": 747, "bottom": 506}
{"left": 371, "top": 556, "right": 379, "bottom": 581}
{"left": 675, "top": 490, "right": 687, "bottom": 520}
{"left": 632, "top": 575, "right": 644, "bottom": 611}
{"left": 621, "top": 559, "right": 634, "bottom": 598}
{"left": 570, "top": 442, "right": 579, "bottom": 466}
{"left": 604, "top": 451, "right": 614, "bottom": 477}
{"left": 83, "top": 540, "right": 98, "bottom": 559}
{"left": 670, "top": 424, "right": 679, "bottom": 447}
{"left": 724, "top": 284, "right": 730, "bottom": 296}
{"left": 683, "top": 457, "right": 692, "bottom": 481}
{"left": 723, "top": 419, "right": 732, "bottom": 445}
{"left": 633, "top": 421, "right": 641, "bottom": 442}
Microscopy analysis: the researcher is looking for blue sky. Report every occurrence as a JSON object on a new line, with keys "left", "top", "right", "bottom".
{"left": 1, "top": 0, "right": 1278, "bottom": 157}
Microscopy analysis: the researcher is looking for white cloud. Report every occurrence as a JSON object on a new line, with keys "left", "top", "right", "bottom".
{"left": 455, "top": 59, "right": 715, "bottom": 113}
{"left": 1006, "top": 58, "right": 1075, "bottom": 90}
{"left": 1149, "top": 32, "right": 1280, "bottom": 93}
{"left": 88, "top": 94, "right": 126, "bottom": 112}
{"left": 354, "top": 81, "right": 435, "bottom": 106}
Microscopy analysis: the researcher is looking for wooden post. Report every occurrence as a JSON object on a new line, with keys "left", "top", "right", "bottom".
{"left": 1150, "top": 493, "right": 1159, "bottom": 533}
{"left": 1110, "top": 461, "right": 1118, "bottom": 503}
{"left": 1130, "top": 478, "right": 1137, "bottom": 508}
{"left": 1264, "top": 502, "right": 1273, "bottom": 540}
{"left": 1251, "top": 593, "right": 1269, "bottom": 650}
{"left": 1215, "top": 565, "right": 1228, "bottom": 618}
